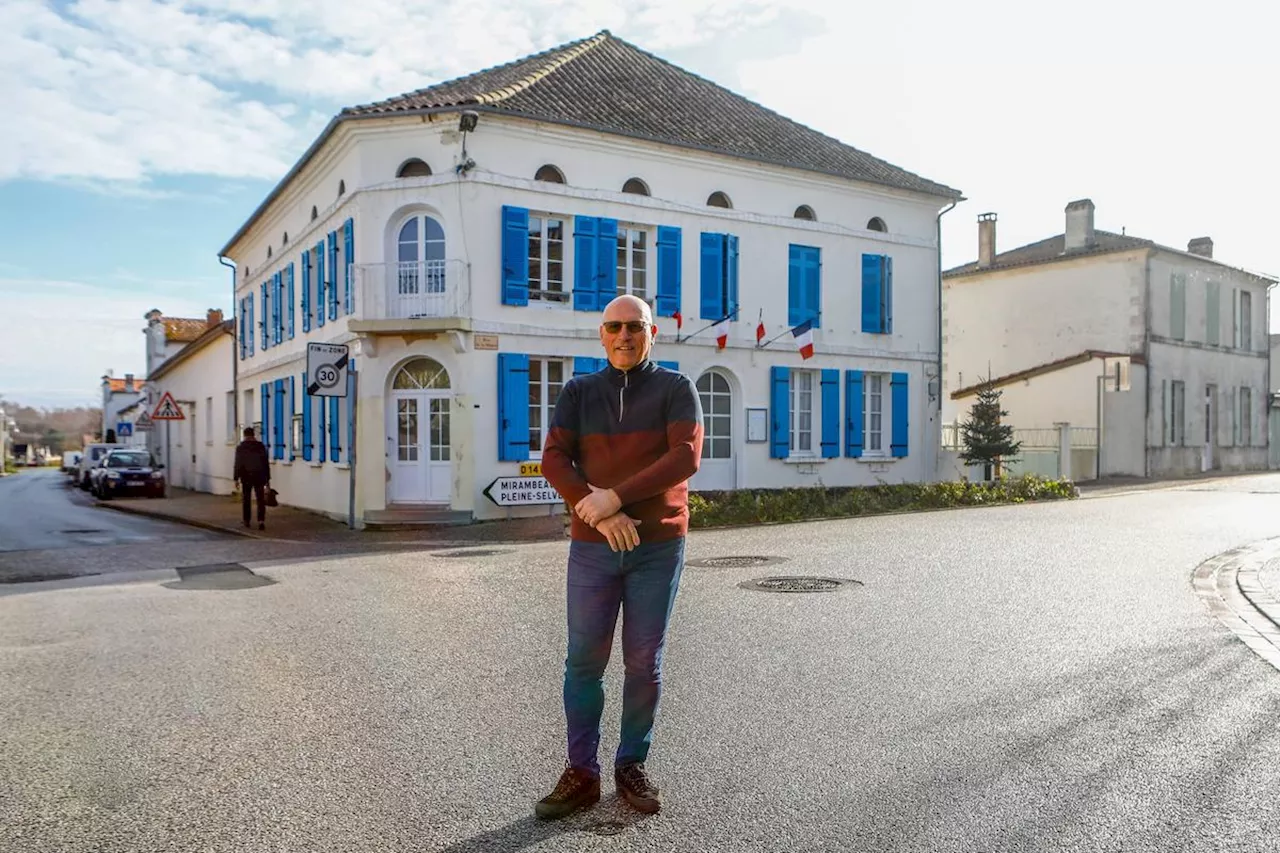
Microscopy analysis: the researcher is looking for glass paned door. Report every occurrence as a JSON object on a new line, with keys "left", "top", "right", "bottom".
{"left": 390, "top": 391, "right": 452, "bottom": 504}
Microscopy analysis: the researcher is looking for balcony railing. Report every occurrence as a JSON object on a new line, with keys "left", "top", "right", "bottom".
{"left": 352, "top": 260, "right": 471, "bottom": 321}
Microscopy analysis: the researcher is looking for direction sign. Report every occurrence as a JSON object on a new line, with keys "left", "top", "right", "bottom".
{"left": 115, "top": 422, "right": 134, "bottom": 438}
{"left": 151, "top": 392, "right": 185, "bottom": 420}
{"left": 307, "top": 342, "right": 349, "bottom": 398}
{"left": 483, "top": 476, "right": 563, "bottom": 507}
{"left": 135, "top": 412, "right": 154, "bottom": 431}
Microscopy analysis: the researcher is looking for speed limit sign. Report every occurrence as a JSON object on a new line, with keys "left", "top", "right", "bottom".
{"left": 306, "top": 342, "right": 349, "bottom": 397}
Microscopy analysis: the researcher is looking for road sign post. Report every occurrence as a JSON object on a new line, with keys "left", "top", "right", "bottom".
{"left": 149, "top": 392, "right": 185, "bottom": 475}
{"left": 347, "top": 366, "right": 358, "bottom": 530}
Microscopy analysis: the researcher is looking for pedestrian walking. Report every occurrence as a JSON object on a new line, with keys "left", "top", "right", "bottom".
{"left": 233, "top": 427, "right": 271, "bottom": 530}
{"left": 536, "top": 294, "right": 703, "bottom": 819}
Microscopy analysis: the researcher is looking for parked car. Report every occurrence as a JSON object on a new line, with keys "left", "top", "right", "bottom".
{"left": 92, "top": 449, "right": 165, "bottom": 499}
{"left": 76, "top": 443, "right": 125, "bottom": 489}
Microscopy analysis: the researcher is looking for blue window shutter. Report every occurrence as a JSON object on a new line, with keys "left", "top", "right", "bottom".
{"left": 273, "top": 272, "right": 283, "bottom": 345}
{"left": 327, "top": 232, "right": 338, "bottom": 320}
{"left": 287, "top": 264, "right": 295, "bottom": 339}
{"left": 821, "top": 369, "right": 840, "bottom": 458}
{"left": 891, "top": 372, "right": 909, "bottom": 457}
{"left": 301, "top": 251, "right": 312, "bottom": 333}
{"left": 770, "top": 365, "right": 789, "bottom": 459}
{"left": 700, "top": 232, "right": 725, "bottom": 319}
{"left": 239, "top": 300, "right": 246, "bottom": 359}
{"left": 726, "top": 234, "right": 740, "bottom": 320}
{"left": 260, "top": 382, "right": 269, "bottom": 444}
{"left": 807, "top": 247, "right": 821, "bottom": 329}
{"left": 301, "top": 372, "right": 312, "bottom": 461}
{"left": 846, "top": 370, "right": 864, "bottom": 457}
{"left": 788, "top": 245, "right": 802, "bottom": 327}
{"left": 273, "top": 379, "right": 285, "bottom": 459}
{"left": 862, "top": 254, "right": 882, "bottom": 333}
{"left": 501, "top": 205, "right": 530, "bottom": 306}
{"left": 573, "top": 217, "right": 598, "bottom": 312}
{"left": 884, "top": 256, "right": 894, "bottom": 334}
{"left": 654, "top": 226, "right": 682, "bottom": 317}
{"left": 596, "top": 217, "right": 618, "bottom": 307}
{"left": 288, "top": 375, "right": 296, "bottom": 461}
{"left": 260, "top": 283, "right": 269, "bottom": 349}
{"left": 317, "top": 392, "right": 326, "bottom": 463}
{"left": 247, "top": 297, "right": 254, "bottom": 355}
{"left": 498, "top": 353, "right": 531, "bottom": 461}
{"left": 343, "top": 218, "right": 354, "bottom": 315}
{"left": 315, "top": 241, "right": 326, "bottom": 328}
{"left": 658, "top": 360, "right": 679, "bottom": 372}
{"left": 573, "top": 357, "right": 599, "bottom": 378}
{"left": 329, "top": 397, "right": 340, "bottom": 462}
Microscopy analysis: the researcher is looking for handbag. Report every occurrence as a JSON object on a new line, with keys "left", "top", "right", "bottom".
{"left": 265, "top": 487, "right": 279, "bottom": 507}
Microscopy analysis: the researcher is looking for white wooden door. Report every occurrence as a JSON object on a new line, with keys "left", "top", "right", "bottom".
{"left": 389, "top": 391, "right": 452, "bottom": 504}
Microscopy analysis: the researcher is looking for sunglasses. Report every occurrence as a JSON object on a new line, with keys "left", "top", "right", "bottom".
{"left": 601, "top": 320, "right": 650, "bottom": 334}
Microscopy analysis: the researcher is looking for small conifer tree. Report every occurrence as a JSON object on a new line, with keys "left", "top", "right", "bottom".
{"left": 959, "top": 382, "right": 1021, "bottom": 479}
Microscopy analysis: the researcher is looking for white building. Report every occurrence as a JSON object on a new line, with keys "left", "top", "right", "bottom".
{"left": 943, "top": 200, "right": 1276, "bottom": 479}
{"left": 218, "top": 31, "right": 962, "bottom": 526}
{"left": 100, "top": 372, "right": 146, "bottom": 442}
{"left": 142, "top": 315, "right": 236, "bottom": 493}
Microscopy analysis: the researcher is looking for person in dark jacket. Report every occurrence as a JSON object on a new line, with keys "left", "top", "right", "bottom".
{"left": 536, "top": 294, "right": 703, "bottom": 820}
{"left": 233, "top": 427, "right": 271, "bottom": 530}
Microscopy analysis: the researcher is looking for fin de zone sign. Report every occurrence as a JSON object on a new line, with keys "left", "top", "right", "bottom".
{"left": 151, "top": 392, "right": 185, "bottom": 420}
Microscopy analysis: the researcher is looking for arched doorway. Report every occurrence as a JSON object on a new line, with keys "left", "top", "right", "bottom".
{"left": 387, "top": 358, "right": 452, "bottom": 504}
{"left": 692, "top": 369, "right": 735, "bottom": 491}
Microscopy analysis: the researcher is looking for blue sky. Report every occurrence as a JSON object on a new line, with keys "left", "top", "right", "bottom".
{"left": 2, "top": 0, "right": 1276, "bottom": 409}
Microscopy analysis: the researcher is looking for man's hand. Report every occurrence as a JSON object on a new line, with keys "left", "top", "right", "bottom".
{"left": 574, "top": 484, "right": 622, "bottom": 528}
{"left": 595, "top": 512, "right": 642, "bottom": 552}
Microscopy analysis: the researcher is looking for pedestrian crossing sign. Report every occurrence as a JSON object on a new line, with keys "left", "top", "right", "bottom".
{"left": 151, "top": 392, "right": 185, "bottom": 420}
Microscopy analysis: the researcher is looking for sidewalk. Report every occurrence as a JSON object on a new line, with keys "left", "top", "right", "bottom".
{"left": 95, "top": 487, "right": 566, "bottom": 545}
{"left": 1076, "top": 469, "right": 1280, "bottom": 498}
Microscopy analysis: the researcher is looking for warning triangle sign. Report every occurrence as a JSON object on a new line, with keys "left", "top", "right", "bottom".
{"left": 151, "top": 391, "right": 185, "bottom": 420}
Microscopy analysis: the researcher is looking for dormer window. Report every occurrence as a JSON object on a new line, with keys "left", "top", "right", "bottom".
{"left": 794, "top": 205, "right": 816, "bottom": 221}
{"left": 867, "top": 217, "right": 887, "bottom": 232}
{"left": 397, "top": 158, "right": 432, "bottom": 178}
{"left": 535, "top": 164, "right": 566, "bottom": 183}
{"left": 707, "top": 191, "right": 732, "bottom": 209}
{"left": 622, "top": 178, "right": 650, "bottom": 196}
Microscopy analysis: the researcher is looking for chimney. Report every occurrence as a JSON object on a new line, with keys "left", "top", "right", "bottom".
{"left": 124, "top": 373, "right": 134, "bottom": 392}
{"left": 1188, "top": 237, "right": 1213, "bottom": 258}
{"left": 978, "top": 213, "right": 997, "bottom": 268}
{"left": 207, "top": 308, "right": 224, "bottom": 327}
{"left": 1064, "top": 199, "right": 1096, "bottom": 252}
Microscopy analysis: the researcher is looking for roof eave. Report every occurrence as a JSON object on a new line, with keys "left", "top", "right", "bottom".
{"left": 943, "top": 244, "right": 1153, "bottom": 280}
{"left": 147, "top": 321, "right": 235, "bottom": 383}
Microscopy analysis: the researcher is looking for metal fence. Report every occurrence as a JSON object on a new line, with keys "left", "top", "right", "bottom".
{"left": 940, "top": 424, "right": 1098, "bottom": 480}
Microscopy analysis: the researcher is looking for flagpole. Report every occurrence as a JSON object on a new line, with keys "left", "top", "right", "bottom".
{"left": 677, "top": 309, "right": 738, "bottom": 345}
{"left": 757, "top": 312, "right": 822, "bottom": 349}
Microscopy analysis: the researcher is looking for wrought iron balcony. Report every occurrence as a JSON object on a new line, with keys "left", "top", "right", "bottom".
{"left": 350, "top": 260, "right": 471, "bottom": 323}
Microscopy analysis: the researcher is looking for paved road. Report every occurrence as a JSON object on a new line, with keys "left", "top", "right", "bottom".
{"left": 4, "top": 476, "right": 1280, "bottom": 851}
{"left": 0, "top": 467, "right": 223, "bottom": 555}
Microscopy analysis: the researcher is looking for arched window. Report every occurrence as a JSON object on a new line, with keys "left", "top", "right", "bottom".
{"left": 338, "top": 180, "right": 346, "bottom": 196}
{"left": 794, "top": 205, "right": 816, "bottom": 221}
{"left": 622, "top": 178, "right": 650, "bottom": 196}
{"left": 696, "top": 371, "right": 732, "bottom": 459}
{"left": 310, "top": 206, "right": 318, "bottom": 222}
{"left": 535, "top": 164, "right": 565, "bottom": 183}
{"left": 867, "top": 217, "right": 887, "bottom": 232}
{"left": 393, "top": 357, "right": 451, "bottom": 390}
{"left": 397, "top": 214, "right": 447, "bottom": 294}
{"left": 707, "top": 191, "right": 732, "bottom": 209}
{"left": 281, "top": 231, "right": 289, "bottom": 246}
{"left": 397, "top": 158, "right": 432, "bottom": 178}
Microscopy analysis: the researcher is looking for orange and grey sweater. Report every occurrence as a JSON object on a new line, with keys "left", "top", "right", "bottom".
{"left": 542, "top": 360, "right": 703, "bottom": 543}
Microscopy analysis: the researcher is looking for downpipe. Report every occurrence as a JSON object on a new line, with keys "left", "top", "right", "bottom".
{"left": 218, "top": 255, "right": 238, "bottom": 442}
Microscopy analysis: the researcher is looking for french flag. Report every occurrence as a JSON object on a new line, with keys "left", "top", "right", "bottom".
{"left": 713, "top": 318, "right": 730, "bottom": 350}
{"left": 791, "top": 319, "right": 814, "bottom": 360}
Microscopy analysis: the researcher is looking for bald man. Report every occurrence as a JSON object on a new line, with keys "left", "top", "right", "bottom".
{"left": 536, "top": 294, "right": 704, "bottom": 819}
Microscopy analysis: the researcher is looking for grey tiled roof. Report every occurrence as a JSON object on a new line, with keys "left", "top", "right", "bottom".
{"left": 943, "top": 230, "right": 1155, "bottom": 278}
{"left": 343, "top": 31, "right": 961, "bottom": 200}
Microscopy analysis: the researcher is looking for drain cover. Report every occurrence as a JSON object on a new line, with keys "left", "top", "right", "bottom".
{"left": 164, "top": 563, "right": 275, "bottom": 591}
{"left": 687, "top": 555, "right": 786, "bottom": 569}
{"left": 432, "top": 548, "right": 512, "bottom": 558}
{"left": 738, "top": 576, "right": 859, "bottom": 593}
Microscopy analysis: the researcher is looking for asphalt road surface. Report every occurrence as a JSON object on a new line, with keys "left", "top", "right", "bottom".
{"left": 0, "top": 467, "right": 221, "bottom": 554}
{"left": 4, "top": 475, "right": 1280, "bottom": 852}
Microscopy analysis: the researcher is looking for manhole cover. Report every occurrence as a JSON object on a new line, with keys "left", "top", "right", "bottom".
{"left": 163, "top": 563, "right": 275, "bottom": 591}
{"left": 432, "top": 548, "right": 512, "bottom": 558}
{"left": 686, "top": 555, "right": 786, "bottom": 569}
{"left": 738, "top": 576, "right": 859, "bottom": 593}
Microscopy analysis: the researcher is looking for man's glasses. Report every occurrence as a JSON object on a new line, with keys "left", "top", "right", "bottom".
{"left": 601, "top": 321, "right": 649, "bottom": 334}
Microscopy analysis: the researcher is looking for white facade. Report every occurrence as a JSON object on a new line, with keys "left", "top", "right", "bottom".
{"left": 145, "top": 323, "right": 237, "bottom": 495}
{"left": 100, "top": 373, "right": 145, "bottom": 441}
{"left": 944, "top": 202, "right": 1274, "bottom": 478}
{"left": 223, "top": 111, "right": 956, "bottom": 525}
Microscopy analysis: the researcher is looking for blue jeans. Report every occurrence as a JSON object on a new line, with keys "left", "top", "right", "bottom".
{"left": 563, "top": 537, "right": 685, "bottom": 777}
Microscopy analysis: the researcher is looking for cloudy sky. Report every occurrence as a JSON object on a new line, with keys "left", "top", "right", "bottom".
{"left": 1, "top": 0, "right": 1276, "bottom": 408}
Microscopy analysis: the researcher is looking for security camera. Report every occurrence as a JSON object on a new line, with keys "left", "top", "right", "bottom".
{"left": 459, "top": 111, "right": 479, "bottom": 133}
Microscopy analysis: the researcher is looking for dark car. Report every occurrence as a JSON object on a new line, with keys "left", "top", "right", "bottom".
{"left": 94, "top": 449, "right": 166, "bottom": 499}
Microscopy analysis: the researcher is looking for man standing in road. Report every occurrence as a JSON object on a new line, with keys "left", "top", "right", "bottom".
{"left": 536, "top": 294, "right": 703, "bottom": 819}
{"left": 233, "top": 427, "right": 270, "bottom": 530}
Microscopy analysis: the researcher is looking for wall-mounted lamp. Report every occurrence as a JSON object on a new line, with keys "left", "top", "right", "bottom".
{"left": 456, "top": 110, "right": 479, "bottom": 175}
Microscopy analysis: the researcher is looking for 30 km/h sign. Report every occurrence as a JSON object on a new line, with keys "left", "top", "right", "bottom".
{"left": 307, "top": 343, "right": 349, "bottom": 397}
{"left": 483, "top": 476, "right": 563, "bottom": 506}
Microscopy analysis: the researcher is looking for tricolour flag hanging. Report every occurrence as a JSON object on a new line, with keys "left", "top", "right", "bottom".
{"left": 791, "top": 319, "right": 814, "bottom": 360}
{"left": 756, "top": 308, "right": 766, "bottom": 344}
{"left": 713, "top": 318, "right": 730, "bottom": 350}
{"left": 673, "top": 310, "right": 683, "bottom": 330}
